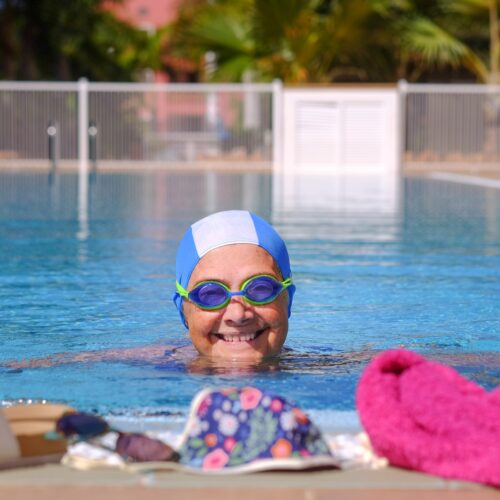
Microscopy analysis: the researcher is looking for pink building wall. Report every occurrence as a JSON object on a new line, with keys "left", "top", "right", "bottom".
{"left": 108, "top": 0, "right": 181, "bottom": 30}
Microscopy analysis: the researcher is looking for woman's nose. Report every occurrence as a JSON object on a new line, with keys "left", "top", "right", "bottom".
{"left": 222, "top": 297, "right": 254, "bottom": 325}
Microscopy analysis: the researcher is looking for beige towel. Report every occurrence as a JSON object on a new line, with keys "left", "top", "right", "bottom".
{"left": 0, "top": 403, "right": 74, "bottom": 469}
{"left": 0, "top": 409, "right": 21, "bottom": 462}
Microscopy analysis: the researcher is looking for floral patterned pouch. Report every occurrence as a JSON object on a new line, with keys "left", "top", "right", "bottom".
{"left": 177, "top": 386, "right": 339, "bottom": 473}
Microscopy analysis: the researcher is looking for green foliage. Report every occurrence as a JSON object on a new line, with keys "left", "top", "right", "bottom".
{"left": 169, "top": 0, "right": 500, "bottom": 83}
{"left": 403, "top": 18, "right": 467, "bottom": 66}
{"left": 1, "top": 0, "right": 498, "bottom": 83}
{"left": 443, "top": 0, "right": 497, "bottom": 16}
{"left": 0, "top": 0, "right": 164, "bottom": 80}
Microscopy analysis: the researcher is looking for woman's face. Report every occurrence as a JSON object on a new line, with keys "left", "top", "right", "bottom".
{"left": 183, "top": 244, "right": 289, "bottom": 361}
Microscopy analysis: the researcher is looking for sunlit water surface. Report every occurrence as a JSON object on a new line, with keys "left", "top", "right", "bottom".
{"left": 1, "top": 171, "right": 499, "bottom": 431}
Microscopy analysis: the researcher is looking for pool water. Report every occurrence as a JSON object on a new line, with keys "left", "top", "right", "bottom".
{"left": 0, "top": 171, "right": 499, "bottom": 430}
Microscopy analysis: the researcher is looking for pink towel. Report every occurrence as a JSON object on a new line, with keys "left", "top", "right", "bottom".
{"left": 356, "top": 349, "right": 500, "bottom": 487}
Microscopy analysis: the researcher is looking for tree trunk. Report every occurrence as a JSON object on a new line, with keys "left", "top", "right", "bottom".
{"left": 0, "top": 4, "right": 19, "bottom": 79}
{"left": 489, "top": 0, "right": 499, "bottom": 83}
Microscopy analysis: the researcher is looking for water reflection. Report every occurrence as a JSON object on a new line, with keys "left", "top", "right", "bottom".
{"left": 271, "top": 172, "right": 403, "bottom": 248}
{"left": 0, "top": 170, "right": 273, "bottom": 222}
{"left": 272, "top": 172, "right": 401, "bottom": 214}
{"left": 160, "top": 346, "right": 372, "bottom": 377}
{"left": 87, "top": 170, "right": 272, "bottom": 221}
{"left": 77, "top": 168, "right": 89, "bottom": 242}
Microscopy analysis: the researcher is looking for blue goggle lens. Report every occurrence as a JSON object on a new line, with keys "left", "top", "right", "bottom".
{"left": 244, "top": 276, "right": 282, "bottom": 303}
{"left": 190, "top": 282, "right": 228, "bottom": 308}
{"left": 188, "top": 275, "right": 286, "bottom": 310}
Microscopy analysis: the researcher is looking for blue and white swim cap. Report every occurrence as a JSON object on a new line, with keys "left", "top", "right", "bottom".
{"left": 173, "top": 210, "right": 295, "bottom": 328}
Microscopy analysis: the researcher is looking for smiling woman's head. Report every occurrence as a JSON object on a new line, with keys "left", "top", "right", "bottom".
{"left": 173, "top": 211, "right": 295, "bottom": 360}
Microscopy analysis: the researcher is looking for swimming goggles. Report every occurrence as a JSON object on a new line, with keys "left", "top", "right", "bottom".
{"left": 176, "top": 274, "right": 293, "bottom": 311}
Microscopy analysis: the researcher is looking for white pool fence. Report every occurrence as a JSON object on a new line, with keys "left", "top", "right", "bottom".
{"left": 0, "top": 80, "right": 277, "bottom": 171}
{"left": 401, "top": 82, "right": 500, "bottom": 168}
{"left": 0, "top": 80, "right": 499, "bottom": 172}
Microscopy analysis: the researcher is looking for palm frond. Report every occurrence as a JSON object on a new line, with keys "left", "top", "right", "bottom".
{"left": 401, "top": 16, "right": 488, "bottom": 80}
{"left": 211, "top": 54, "right": 257, "bottom": 81}
{"left": 440, "top": 0, "right": 493, "bottom": 16}
{"left": 370, "top": 0, "right": 413, "bottom": 17}
{"left": 188, "top": 8, "right": 254, "bottom": 55}
{"left": 402, "top": 17, "right": 471, "bottom": 64}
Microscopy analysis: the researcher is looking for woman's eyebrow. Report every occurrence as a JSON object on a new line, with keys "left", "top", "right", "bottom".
{"left": 192, "top": 278, "right": 229, "bottom": 286}
{"left": 239, "top": 273, "right": 282, "bottom": 287}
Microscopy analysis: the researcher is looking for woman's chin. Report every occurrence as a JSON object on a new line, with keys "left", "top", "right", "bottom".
{"left": 211, "top": 341, "right": 265, "bottom": 361}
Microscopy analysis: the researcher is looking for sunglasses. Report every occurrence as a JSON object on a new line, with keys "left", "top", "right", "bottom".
{"left": 47, "top": 412, "right": 179, "bottom": 463}
{"left": 176, "top": 274, "right": 293, "bottom": 311}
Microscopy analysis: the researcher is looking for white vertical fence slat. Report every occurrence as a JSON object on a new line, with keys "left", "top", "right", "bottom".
{"left": 78, "top": 78, "right": 89, "bottom": 176}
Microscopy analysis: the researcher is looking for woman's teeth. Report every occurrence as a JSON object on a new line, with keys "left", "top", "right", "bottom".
{"left": 214, "top": 329, "right": 265, "bottom": 342}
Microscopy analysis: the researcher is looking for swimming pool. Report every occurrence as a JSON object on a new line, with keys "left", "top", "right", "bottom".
{"left": 1, "top": 170, "right": 499, "bottom": 431}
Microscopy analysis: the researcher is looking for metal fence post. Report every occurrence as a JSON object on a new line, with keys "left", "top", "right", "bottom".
{"left": 47, "top": 120, "right": 59, "bottom": 174}
{"left": 272, "top": 79, "right": 283, "bottom": 171}
{"left": 88, "top": 120, "right": 98, "bottom": 176}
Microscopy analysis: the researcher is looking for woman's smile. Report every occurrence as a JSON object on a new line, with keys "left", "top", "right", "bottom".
{"left": 211, "top": 327, "right": 269, "bottom": 343}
